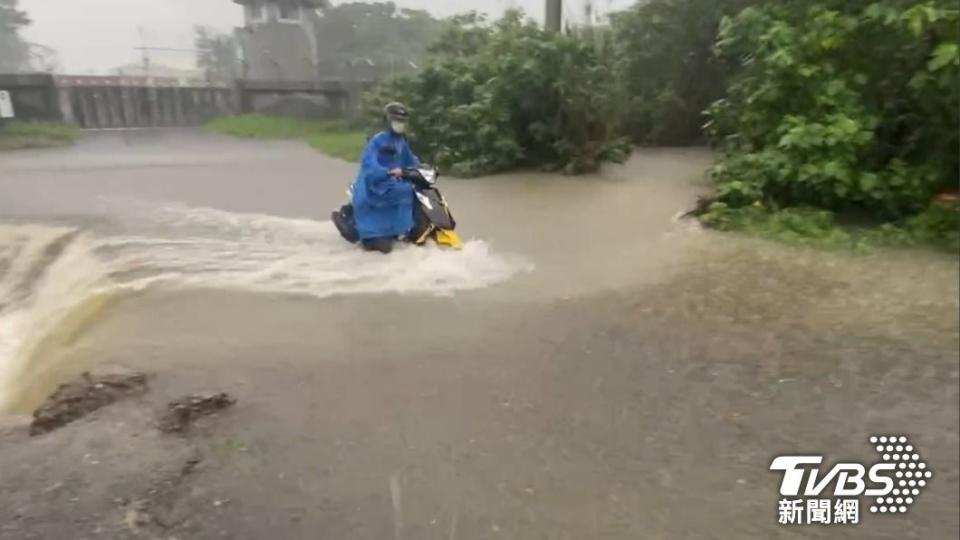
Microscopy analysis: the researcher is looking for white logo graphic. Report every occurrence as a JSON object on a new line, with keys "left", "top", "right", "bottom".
{"left": 770, "top": 435, "right": 933, "bottom": 526}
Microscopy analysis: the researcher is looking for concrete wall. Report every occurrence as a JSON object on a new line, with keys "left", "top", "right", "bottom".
{"left": 0, "top": 74, "right": 60, "bottom": 121}
{"left": 0, "top": 74, "right": 237, "bottom": 127}
{"left": 237, "top": 3, "right": 320, "bottom": 82}
{"left": 60, "top": 85, "right": 235, "bottom": 129}
{"left": 1, "top": 71, "right": 362, "bottom": 126}
{"left": 236, "top": 79, "right": 360, "bottom": 119}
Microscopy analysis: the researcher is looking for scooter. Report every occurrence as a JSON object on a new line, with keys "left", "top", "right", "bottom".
{"left": 331, "top": 166, "right": 463, "bottom": 250}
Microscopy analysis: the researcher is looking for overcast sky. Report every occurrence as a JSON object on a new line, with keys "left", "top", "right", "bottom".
{"left": 20, "top": 0, "right": 631, "bottom": 74}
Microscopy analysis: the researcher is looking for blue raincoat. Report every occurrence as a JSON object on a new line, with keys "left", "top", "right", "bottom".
{"left": 352, "top": 131, "right": 420, "bottom": 240}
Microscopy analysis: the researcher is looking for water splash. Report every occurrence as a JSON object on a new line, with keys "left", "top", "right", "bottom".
{"left": 0, "top": 205, "right": 529, "bottom": 411}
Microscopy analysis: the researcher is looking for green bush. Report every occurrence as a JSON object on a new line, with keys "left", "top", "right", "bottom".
{"left": 899, "top": 205, "right": 960, "bottom": 252}
{"left": 701, "top": 204, "right": 857, "bottom": 249}
{"left": 364, "top": 10, "right": 630, "bottom": 177}
{"left": 702, "top": 203, "right": 960, "bottom": 253}
{"left": 707, "top": 0, "right": 960, "bottom": 219}
{"left": 610, "top": 0, "right": 759, "bottom": 145}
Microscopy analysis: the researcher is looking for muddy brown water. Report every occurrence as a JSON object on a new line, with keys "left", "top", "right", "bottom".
{"left": 0, "top": 130, "right": 957, "bottom": 539}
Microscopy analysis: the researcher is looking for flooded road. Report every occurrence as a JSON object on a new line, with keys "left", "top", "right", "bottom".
{"left": 0, "top": 130, "right": 957, "bottom": 539}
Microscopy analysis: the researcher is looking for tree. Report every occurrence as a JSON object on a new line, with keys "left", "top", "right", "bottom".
{"left": 313, "top": 2, "right": 446, "bottom": 79}
{"left": 0, "top": 0, "right": 30, "bottom": 72}
{"left": 427, "top": 12, "right": 491, "bottom": 58}
{"left": 194, "top": 26, "right": 238, "bottom": 83}
{"left": 610, "top": 0, "right": 760, "bottom": 145}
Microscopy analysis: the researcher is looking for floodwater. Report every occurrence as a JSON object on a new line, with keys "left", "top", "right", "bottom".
{"left": 0, "top": 130, "right": 957, "bottom": 539}
{"left": 0, "top": 130, "right": 711, "bottom": 410}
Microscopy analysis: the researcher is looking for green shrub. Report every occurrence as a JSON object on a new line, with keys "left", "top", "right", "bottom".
{"left": 702, "top": 202, "right": 960, "bottom": 253}
{"left": 900, "top": 205, "right": 960, "bottom": 252}
{"left": 610, "top": 0, "right": 760, "bottom": 145}
{"left": 364, "top": 10, "right": 630, "bottom": 177}
{"left": 701, "top": 204, "right": 856, "bottom": 249}
{"left": 707, "top": 0, "right": 960, "bottom": 219}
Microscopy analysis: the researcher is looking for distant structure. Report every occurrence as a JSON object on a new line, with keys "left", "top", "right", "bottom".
{"left": 113, "top": 62, "right": 204, "bottom": 84}
{"left": 232, "top": 0, "right": 328, "bottom": 81}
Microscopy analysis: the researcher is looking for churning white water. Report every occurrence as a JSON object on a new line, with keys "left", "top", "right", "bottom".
{"left": 0, "top": 205, "right": 529, "bottom": 410}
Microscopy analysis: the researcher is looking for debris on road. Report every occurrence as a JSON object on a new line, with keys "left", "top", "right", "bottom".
{"left": 157, "top": 393, "right": 236, "bottom": 433}
{"left": 30, "top": 369, "right": 148, "bottom": 436}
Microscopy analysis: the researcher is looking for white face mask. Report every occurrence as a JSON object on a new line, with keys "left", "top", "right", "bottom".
{"left": 391, "top": 121, "right": 407, "bottom": 134}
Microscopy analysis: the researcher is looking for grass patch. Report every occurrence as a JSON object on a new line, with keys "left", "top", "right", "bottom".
{"left": 701, "top": 203, "right": 960, "bottom": 254}
{"left": 0, "top": 121, "right": 80, "bottom": 150}
{"left": 305, "top": 132, "right": 366, "bottom": 162}
{"left": 208, "top": 114, "right": 366, "bottom": 161}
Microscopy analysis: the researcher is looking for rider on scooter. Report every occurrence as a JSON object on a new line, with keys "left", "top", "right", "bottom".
{"left": 351, "top": 102, "right": 421, "bottom": 254}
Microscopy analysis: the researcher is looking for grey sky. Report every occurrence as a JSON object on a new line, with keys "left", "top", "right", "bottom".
{"left": 20, "top": 0, "right": 631, "bottom": 74}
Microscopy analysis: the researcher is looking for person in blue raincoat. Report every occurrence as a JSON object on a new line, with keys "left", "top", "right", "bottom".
{"left": 351, "top": 102, "right": 420, "bottom": 253}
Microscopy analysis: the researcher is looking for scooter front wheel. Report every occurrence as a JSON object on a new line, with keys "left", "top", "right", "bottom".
{"left": 434, "top": 229, "right": 463, "bottom": 250}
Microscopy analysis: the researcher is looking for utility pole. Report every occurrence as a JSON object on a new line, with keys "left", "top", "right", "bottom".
{"left": 138, "top": 27, "right": 151, "bottom": 78}
{"left": 545, "top": 0, "right": 562, "bottom": 32}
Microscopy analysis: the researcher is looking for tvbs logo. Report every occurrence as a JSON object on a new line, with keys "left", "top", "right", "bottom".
{"left": 770, "top": 435, "right": 933, "bottom": 526}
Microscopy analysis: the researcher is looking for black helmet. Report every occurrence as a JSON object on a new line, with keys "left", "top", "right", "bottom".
{"left": 384, "top": 102, "right": 410, "bottom": 124}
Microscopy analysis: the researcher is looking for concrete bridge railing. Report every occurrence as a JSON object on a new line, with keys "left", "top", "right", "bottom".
{"left": 0, "top": 73, "right": 372, "bottom": 129}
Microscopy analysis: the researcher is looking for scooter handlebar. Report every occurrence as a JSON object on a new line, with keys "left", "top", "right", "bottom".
{"left": 400, "top": 167, "right": 438, "bottom": 189}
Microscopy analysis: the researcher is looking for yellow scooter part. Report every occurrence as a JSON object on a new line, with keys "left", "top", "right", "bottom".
{"left": 434, "top": 229, "right": 463, "bottom": 250}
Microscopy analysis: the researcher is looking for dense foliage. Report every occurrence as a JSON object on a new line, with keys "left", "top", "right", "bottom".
{"left": 611, "top": 0, "right": 757, "bottom": 145}
{"left": 366, "top": 11, "right": 629, "bottom": 176}
{"left": 701, "top": 202, "right": 960, "bottom": 252}
{"left": 706, "top": 0, "right": 959, "bottom": 219}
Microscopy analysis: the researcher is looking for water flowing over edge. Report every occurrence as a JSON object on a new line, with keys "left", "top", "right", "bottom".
{"left": 0, "top": 204, "right": 531, "bottom": 411}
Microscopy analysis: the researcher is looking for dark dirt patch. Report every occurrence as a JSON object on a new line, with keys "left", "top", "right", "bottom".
{"left": 157, "top": 392, "right": 236, "bottom": 434}
{"left": 30, "top": 369, "right": 148, "bottom": 436}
